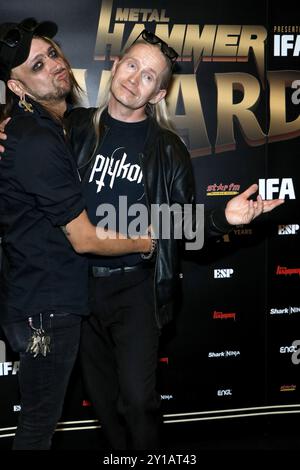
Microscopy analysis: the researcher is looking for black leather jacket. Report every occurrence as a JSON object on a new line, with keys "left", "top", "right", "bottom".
{"left": 65, "top": 108, "right": 231, "bottom": 328}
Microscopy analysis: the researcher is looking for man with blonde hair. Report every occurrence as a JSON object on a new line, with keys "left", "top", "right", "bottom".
{"left": 65, "top": 30, "right": 283, "bottom": 449}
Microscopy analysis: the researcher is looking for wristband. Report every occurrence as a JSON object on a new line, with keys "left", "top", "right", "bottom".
{"left": 141, "top": 237, "right": 157, "bottom": 260}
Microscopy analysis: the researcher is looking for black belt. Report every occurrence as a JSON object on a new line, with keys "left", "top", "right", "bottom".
{"left": 89, "top": 264, "right": 151, "bottom": 278}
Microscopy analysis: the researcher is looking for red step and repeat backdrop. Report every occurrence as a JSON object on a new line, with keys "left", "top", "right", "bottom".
{"left": 0, "top": 0, "right": 299, "bottom": 448}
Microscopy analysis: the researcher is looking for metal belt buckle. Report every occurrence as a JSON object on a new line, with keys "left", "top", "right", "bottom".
{"left": 92, "top": 266, "right": 111, "bottom": 277}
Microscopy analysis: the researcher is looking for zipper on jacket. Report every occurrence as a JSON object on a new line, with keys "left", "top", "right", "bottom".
{"left": 139, "top": 152, "right": 161, "bottom": 329}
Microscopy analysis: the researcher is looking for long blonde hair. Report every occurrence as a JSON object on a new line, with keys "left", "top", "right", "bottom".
{"left": 92, "top": 41, "right": 178, "bottom": 145}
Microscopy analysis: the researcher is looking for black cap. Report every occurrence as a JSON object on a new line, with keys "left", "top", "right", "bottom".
{"left": 0, "top": 17, "right": 58, "bottom": 82}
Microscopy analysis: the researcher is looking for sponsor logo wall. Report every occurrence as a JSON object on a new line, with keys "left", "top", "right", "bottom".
{"left": 0, "top": 0, "right": 299, "bottom": 447}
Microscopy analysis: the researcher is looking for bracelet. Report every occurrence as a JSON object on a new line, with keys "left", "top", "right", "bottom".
{"left": 141, "top": 237, "right": 157, "bottom": 260}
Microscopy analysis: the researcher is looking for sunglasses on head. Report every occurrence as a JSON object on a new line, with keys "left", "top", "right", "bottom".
{"left": 0, "top": 18, "right": 38, "bottom": 49}
{"left": 0, "top": 28, "right": 21, "bottom": 48}
{"left": 132, "top": 29, "right": 178, "bottom": 65}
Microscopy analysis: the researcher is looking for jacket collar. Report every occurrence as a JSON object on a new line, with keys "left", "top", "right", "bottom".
{"left": 12, "top": 95, "right": 70, "bottom": 128}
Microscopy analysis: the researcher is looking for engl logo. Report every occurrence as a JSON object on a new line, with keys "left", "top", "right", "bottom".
{"left": 279, "top": 345, "right": 297, "bottom": 354}
{"left": 214, "top": 268, "right": 234, "bottom": 278}
{"left": 213, "top": 311, "right": 236, "bottom": 320}
{"left": 217, "top": 388, "right": 232, "bottom": 397}
{"left": 278, "top": 224, "right": 299, "bottom": 235}
{"left": 276, "top": 266, "right": 300, "bottom": 276}
{"left": 206, "top": 183, "right": 240, "bottom": 196}
{"left": 258, "top": 178, "right": 295, "bottom": 200}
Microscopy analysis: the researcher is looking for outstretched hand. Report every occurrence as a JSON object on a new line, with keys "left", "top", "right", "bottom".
{"left": 225, "top": 183, "right": 285, "bottom": 226}
{"left": 0, "top": 117, "right": 10, "bottom": 153}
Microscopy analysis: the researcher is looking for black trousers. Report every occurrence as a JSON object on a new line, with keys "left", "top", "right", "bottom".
{"left": 2, "top": 312, "right": 81, "bottom": 450}
{"left": 80, "top": 268, "right": 161, "bottom": 450}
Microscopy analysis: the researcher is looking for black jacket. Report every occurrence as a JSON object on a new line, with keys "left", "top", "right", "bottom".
{"left": 65, "top": 108, "right": 231, "bottom": 328}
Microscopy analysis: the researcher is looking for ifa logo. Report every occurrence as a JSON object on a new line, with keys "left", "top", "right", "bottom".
{"left": 278, "top": 224, "right": 299, "bottom": 235}
{"left": 0, "top": 340, "right": 20, "bottom": 376}
{"left": 274, "top": 35, "right": 300, "bottom": 56}
{"left": 258, "top": 178, "right": 295, "bottom": 200}
{"left": 214, "top": 268, "right": 234, "bottom": 278}
{"left": 0, "top": 361, "right": 19, "bottom": 376}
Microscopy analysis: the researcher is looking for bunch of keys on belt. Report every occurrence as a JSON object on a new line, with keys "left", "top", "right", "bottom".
{"left": 26, "top": 314, "right": 51, "bottom": 357}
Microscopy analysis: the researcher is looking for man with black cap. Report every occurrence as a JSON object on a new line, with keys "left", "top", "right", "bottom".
{"left": 0, "top": 19, "right": 285, "bottom": 451}
{"left": 0, "top": 18, "right": 151, "bottom": 450}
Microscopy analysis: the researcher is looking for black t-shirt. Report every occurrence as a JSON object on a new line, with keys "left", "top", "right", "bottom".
{"left": 0, "top": 99, "right": 89, "bottom": 324}
{"left": 83, "top": 110, "right": 149, "bottom": 268}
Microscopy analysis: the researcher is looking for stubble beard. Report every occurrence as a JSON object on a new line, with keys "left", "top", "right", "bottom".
{"left": 27, "top": 73, "right": 71, "bottom": 103}
{"left": 111, "top": 82, "right": 142, "bottom": 112}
